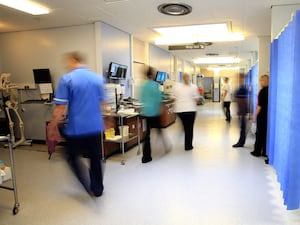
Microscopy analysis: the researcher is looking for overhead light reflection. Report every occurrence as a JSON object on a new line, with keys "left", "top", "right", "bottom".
{"left": 0, "top": 0, "right": 50, "bottom": 15}
{"left": 154, "top": 23, "right": 244, "bottom": 45}
{"left": 194, "top": 57, "right": 241, "bottom": 64}
{"left": 207, "top": 67, "right": 240, "bottom": 71}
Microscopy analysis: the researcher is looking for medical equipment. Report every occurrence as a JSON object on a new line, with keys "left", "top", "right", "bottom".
{"left": 0, "top": 73, "right": 32, "bottom": 148}
{"left": 0, "top": 135, "right": 20, "bottom": 215}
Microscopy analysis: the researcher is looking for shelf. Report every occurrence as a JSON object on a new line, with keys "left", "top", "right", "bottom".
{"left": 104, "top": 133, "right": 138, "bottom": 143}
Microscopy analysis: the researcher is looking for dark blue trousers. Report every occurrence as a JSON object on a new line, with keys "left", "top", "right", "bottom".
{"left": 66, "top": 134, "right": 103, "bottom": 196}
{"left": 177, "top": 111, "right": 196, "bottom": 150}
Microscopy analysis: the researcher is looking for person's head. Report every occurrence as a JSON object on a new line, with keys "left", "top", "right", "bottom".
{"left": 63, "top": 51, "right": 85, "bottom": 71}
{"left": 259, "top": 74, "right": 269, "bottom": 87}
{"left": 145, "top": 66, "right": 156, "bottom": 80}
{"left": 182, "top": 73, "right": 190, "bottom": 85}
{"left": 224, "top": 77, "right": 229, "bottom": 83}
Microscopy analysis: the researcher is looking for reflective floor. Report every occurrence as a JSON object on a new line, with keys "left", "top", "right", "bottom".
{"left": 0, "top": 102, "right": 299, "bottom": 225}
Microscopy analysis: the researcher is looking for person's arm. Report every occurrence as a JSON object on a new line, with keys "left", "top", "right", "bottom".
{"left": 51, "top": 104, "right": 67, "bottom": 123}
{"left": 193, "top": 85, "right": 200, "bottom": 103}
{"left": 252, "top": 105, "right": 261, "bottom": 122}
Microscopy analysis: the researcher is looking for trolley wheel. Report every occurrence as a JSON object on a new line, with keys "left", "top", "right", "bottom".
{"left": 13, "top": 206, "right": 19, "bottom": 215}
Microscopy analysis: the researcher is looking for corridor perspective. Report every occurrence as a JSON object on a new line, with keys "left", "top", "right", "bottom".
{"left": 1, "top": 102, "right": 300, "bottom": 225}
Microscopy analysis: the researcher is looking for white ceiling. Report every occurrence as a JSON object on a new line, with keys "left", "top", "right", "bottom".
{"left": 0, "top": 0, "right": 299, "bottom": 68}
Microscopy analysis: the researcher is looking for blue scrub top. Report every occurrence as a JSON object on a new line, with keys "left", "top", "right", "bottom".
{"left": 53, "top": 66, "right": 106, "bottom": 137}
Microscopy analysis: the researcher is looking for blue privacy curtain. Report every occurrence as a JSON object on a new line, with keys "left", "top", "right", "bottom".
{"left": 268, "top": 10, "right": 300, "bottom": 210}
{"left": 250, "top": 63, "right": 258, "bottom": 114}
{"left": 245, "top": 63, "right": 258, "bottom": 114}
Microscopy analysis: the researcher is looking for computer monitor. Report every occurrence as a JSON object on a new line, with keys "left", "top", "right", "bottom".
{"left": 33, "top": 68, "right": 52, "bottom": 83}
{"left": 108, "top": 62, "right": 128, "bottom": 79}
{"left": 155, "top": 71, "right": 167, "bottom": 83}
{"left": 118, "top": 65, "right": 127, "bottom": 79}
{"left": 108, "top": 62, "right": 119, "bottom": 79}
{"left": 33, "top": 68, "right": 53, "bottom": 100}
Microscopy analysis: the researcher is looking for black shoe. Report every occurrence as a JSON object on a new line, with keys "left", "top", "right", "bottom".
{"left": 92, "top": 191, "right": 103, "bottom": 197}
{"left": 185, "top": 146, "right": 193, "bottom": 151}
{"left": 250, "top": 151, "right": 261, "bottom": 157}
{"left": 264, "top": 158, "right": 269, "bottom": 164}
{"left": 142, "top": 157, "right": 152, "bottom": 163}
{"left": 232, "top": 143, "right": 244, "bottom": 148}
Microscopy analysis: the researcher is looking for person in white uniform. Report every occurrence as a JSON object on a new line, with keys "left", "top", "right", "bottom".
{"left": 222, "top": 77, "right": 232, "bottom": 122}
{"left": 172, "top": 73, "right": 199, "bottom": 151}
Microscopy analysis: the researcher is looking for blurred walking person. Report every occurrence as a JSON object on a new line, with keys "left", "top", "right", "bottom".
{"left": 172, "top": 73, "right": 199, "bottom": 151}
{"left": 50, "top": 51, "right": 107, "bottom": 197}
{"left": 232, "top": 74, "right": 249, "bottom": 148}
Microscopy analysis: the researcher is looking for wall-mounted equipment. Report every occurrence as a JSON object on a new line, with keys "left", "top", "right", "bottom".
{"left": 108, "top": 62, "right": 127, "bottom": 80}
{"left": 32, "top": 68, "right": 53, "bottom": 99}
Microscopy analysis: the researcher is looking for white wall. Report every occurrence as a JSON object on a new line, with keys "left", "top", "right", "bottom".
{"left": 149, "top": 44, "right": 171, "bottom": 74}
{"left": 271, "top": 5, "right": 300, "bottom": 40}
{"left": 258, "top": 35, "right": 271, "bottom": 76}
{"left": 0, "top": 24, "right": 96, "bottom": 88}
{"left": 132, "top": 38, "right": 148, "bottom": 99}
{"left": 100, "top": 22, "right": 131, "bottom": 97}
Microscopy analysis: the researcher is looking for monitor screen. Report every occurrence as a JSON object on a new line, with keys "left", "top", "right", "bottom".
{"left": 118, "top": 65, "right": 127, "bottom": 79}
{"left": 156, "top": 71, "right": 167, "bottom": 83}
{"left": 33, "top": 68, "right": 52, "bottom": 83}
{"left": 108, "top": 62, "right": 127, "bottom": 79}
{"left": 108, "top": 62, "right": 119, "bottom": 78}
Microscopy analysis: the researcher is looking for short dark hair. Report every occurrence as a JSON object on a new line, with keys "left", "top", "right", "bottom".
{"left": 66, "top": 51, "right": 85, "bottom": 63}
{"left": 146, "top": 66, "right": 156, "bottom": 79}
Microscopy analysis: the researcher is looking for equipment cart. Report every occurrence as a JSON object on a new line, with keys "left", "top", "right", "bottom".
{"left": 0, "top": 135, "right": 20, "bottom": 215}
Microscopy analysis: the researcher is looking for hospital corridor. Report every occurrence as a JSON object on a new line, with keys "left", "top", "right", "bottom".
{"left": 0, "top": 102, "right": 300, "bottom": 225}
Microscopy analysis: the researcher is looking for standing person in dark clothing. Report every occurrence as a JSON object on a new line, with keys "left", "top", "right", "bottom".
{"left": 250, "top": 74, "right": 269, "bottom": 162}
{"left": 232, "top": 74, "right": 249, "bottom": 148}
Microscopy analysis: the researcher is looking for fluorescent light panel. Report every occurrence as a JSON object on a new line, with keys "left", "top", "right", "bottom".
{"left": 194, "top": 57, "right": 241, "bottom": 64}
{"left": 154, "top": 23, "right": 244, "bottom": 45}
{"left": 154, "top": 23, "right": 228, "bottom": 36}
{"left": 207, "top": 67, "right": 240, "bottom": 71}
{"left": 0, "top": 0, "right": 50, "bottom": 15}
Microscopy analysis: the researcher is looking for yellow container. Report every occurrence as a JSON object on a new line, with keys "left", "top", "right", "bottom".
{"left": 104, "top": 128, "right": 115, "bottom": 139}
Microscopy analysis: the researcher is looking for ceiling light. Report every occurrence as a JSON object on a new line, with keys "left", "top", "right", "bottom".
{"left": 0, "top": 0, "right": 50, "bottom": 15}
{"left": 154, "top": 23, "right": 244, "bottom": 45}
{"left": 158, "top": 3, "right": 192, "bottom": 16}
{"left": 155, "top": 23, "right": 228, "bottom": 36}
{"left": 194, "top": 57, "right": 241, "bottom": 64}
{"left": 207, "top": 67, "right": 240, "bottom": 71}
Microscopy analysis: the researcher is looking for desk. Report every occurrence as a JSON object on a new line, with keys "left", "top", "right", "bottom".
{"left": 160, "top": 99, "right": 176, "bottom": 127}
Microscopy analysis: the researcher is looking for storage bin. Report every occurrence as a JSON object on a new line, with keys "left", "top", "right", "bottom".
{"left": 119, "top": 125, "right": 129, "bottom": 137}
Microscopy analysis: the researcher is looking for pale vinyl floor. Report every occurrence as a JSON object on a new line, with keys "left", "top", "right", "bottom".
{"left": 0, "top": 102, "right": 300, "bottom": 225}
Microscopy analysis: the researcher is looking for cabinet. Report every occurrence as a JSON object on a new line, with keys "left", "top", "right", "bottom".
{"left": 160, "top": 100, "right": 176, "bottom": 127}
{"left": 19, "top": 102, "right": 54, "bottom": 140}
